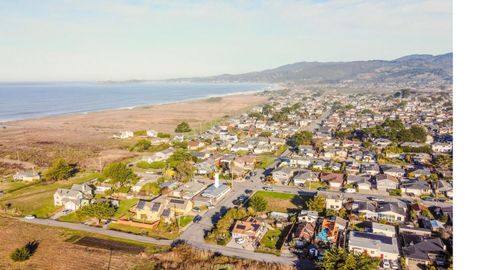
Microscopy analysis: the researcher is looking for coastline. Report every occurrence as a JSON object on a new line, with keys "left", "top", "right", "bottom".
{"left": 0, "top": 92, "right": 269, "bottom": 169}
{"left": 0, "top": 82, "right": 277, "bottom": 123}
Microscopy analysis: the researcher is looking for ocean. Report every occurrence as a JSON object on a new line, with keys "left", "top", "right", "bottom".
{"left": 0, "top": 82, "right": 269, "bottom": 122}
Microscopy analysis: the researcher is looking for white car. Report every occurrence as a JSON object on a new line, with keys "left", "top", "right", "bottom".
{"left": 24, "top": 215, "right": 36, "bottom": 220}
{"left": 235, "top": 237, "right": 245, "bottom": 244}
{"left": 390, "top": 260, "right": 399, "bottom": 269}
{"left": 382, "top": 259, "right": 390, "bottom": 269}
{"left": 344, "top": 188, "right": 356, "bottom": 193}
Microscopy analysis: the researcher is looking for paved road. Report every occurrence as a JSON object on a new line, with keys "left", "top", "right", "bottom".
{"left": 17, "top": 217, "right": 173, "bottom": 246}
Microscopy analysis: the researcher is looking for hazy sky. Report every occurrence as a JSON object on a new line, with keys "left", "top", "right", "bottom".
{"left": 0, "top": 0, "right": 452, "bottom": 81}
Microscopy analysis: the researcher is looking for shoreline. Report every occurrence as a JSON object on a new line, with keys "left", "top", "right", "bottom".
{"left": 0, "top": 84, "right": 277, "bottom": 124}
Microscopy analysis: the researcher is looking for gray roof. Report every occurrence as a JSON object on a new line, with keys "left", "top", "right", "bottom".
{"left": 202, "top": 183, "right": 230, "bottom": 198}
{"left": 400, "top": 234, "right": 446, "bottom": 261}
{"left": 349, "top": 231, "right": 399, "bottom": 255}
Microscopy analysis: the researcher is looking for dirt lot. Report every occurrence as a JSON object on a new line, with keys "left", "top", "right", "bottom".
{"left": 0, "top": 94, "right": 267, "bottom": 171}
{"left": 0, "top": 217, "right": 145, "bottom": 270}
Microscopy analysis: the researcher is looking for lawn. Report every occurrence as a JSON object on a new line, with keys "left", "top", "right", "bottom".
{"left": 178, "top": 215, "right": 194, "bottom": 227}
{"left": 114, "top": 198, "right": 139, "bottom": 219}
{"left": 255, "top": 157, "right": 276, "bottom": 169}
{"left": 256, "top": 229, "right": 284, "bottom": 256}
{"left": 57, "top": 212, "right": 86, "bottom": 223}
{"left": 252, "top": 191, "right": 311, "bottom": 212}
{"left": 0, "top": 172, "right": 100, "bottom": 218}
{"left": 260, "top": 229, "right": 282, "bottom": 249}
{"left": 305, "top": 181, "right": 329, "bottom": 190}
{"left": 108, "top": 223, "right": 181, "bottom": 240}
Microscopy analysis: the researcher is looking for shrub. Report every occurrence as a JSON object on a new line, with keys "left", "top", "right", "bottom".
{"left": 175, "top": 122, "right": 192, "bottom": 133}
{"left": 44, "top": 159, "right": 76, "bottom": 181}
{"left": 10, "top": 247, "right": 31, "bottom": 262}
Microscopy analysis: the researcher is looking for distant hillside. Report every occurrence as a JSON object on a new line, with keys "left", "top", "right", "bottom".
{"left": 170, "top": 53, "right": 452, "bottom": 89}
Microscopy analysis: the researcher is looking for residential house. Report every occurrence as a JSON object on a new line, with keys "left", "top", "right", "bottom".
{"left": 382, "top": 166, "right": 405, "bottom": 178}
{"left": 54, "top": 183, "right": 94, "bottom": 211}
{"left": 271, "top": 166, "right": 295, "bottom": 185}
{"left": 320, "top": 173, "right": 344, "bottom": 189}
{"left": 293, "top": 171, "right": 319, "bottom": 186}
{"left": 400, "top": 234, "right": 448, "bottom": 267}
{"left": 13, "top": 171, "right": 40, "bottom": 182}
{"left": 375, "top": 174, "right": 399, "bottom": 192}
{"left": 232, "top": 217, "right": 268, "bottom": 243}
{"left": 325, "top": 194, "right": 343, "bottom": 211}
{"left": 146, "top": 129, "right": 158, "bottom": 137}
{"left": 298, "top": 210, "right": 319, "bottom": 223}
{"left": 400, "top": 179, "right": 432, "bottom": 196}
{"left": 370, "top": 222, "right": 396, "bottom": 237}
{"left": 293, "top": 222, "right": 316, "bottom": 247}
{"left": 348, "top": 231, "right": 399, "bottom": 260}
{"left": 377, "top": 202, "right": 407, "bottom": 222}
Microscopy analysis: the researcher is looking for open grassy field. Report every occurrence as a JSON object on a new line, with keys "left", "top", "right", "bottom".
{"left": 0, "top": 172, "right": 100, "bottom": 218}
{"left": 108, "top": 223, "right": 181, "bottom": 240}
{"left": 0, "top": 217, "right": 293, "bottom": 270}
{"left": 252, "top": 191, "right": 311, "bottom": 213}
{"left": 0, "top": 217, "right": 148, "bottom": 270}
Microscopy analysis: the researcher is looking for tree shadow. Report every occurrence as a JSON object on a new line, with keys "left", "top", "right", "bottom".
{"left": 25, "top": 240, "right": 40, "bottom": 255}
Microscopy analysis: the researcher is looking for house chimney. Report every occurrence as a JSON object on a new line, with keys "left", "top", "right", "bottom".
{"left": 214, "top": 173, "right": 220, "bottom": 188}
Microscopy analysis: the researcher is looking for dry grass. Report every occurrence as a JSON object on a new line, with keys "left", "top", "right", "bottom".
{"left": 140, "top": 244, "right": 295, "bottom": 270}
{"left": 0, "top": 217, "right": 143, "bottom": 270}
{"left": 0, "top": 218, "right": 294, "bottom": 270}
{"left": 0, "top": 93, "right": 267, "bottom": 173}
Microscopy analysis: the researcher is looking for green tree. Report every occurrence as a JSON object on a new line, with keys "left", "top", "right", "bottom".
{"left": 174, "top": 161, "right": 195, "bottom": 183}
{"left": 259, "top": 131, "right": 272, "bottom": 138}
{"left": 248, "top": 195, "right": 267, "bottom": 212}
{"left": 306, "top": 195, "right": 326, "bottom": 212}
{"left": 292, "top": 131, "right": 313, "bottom": 147}
{"left": 103, "top": 162, "right": 135, "bottom": 187}
{"left": 175, "top": 122, "right": 192, "bottom": 133}
{"left": 262, "top": 104, "right": 274, "bottom": 115}
{"left": 272, "top": 112, "right": 288, "bottom": 122}
{"left": 157, "top": 132, "right": 171, "bottom": 138}
{"left": 44, "top": 159, "right": 76, "bottom": 181}
{"left": 248, "top": 112, "right": 264, "bottom": 120}
{"left": 318, "top": 248, "right": 380, "bottom": 270}
{"left": 77, "top": 202, "right": 116, "bottom": 224}
{"left": 129, "top": 139, "right": 151, "bottom": 152}
{"left": 410, "top": 125, "right": 427, "bottom": 143}
{"left": 167, "top": 149, "right": 195, "bottom": 167}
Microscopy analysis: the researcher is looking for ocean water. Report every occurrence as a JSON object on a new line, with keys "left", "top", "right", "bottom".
{"left": 0, "top": 82, "right": 269, "bottom": 122}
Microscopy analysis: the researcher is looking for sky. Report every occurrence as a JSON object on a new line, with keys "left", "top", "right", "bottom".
{"left": 0, "top": 0, "right": 452, "bottom": 81}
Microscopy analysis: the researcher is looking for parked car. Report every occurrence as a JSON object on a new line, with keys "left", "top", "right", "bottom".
{"left": 382, "top": 259, "right": 390, "bottom": 269}
{"left": 24, "top": 215, "right": 36, "bottom": 220}
{"left": 368, "top": 196, "right": 385, "bottom": 202}
{"left": 235, "top": 237, "right": 245, "bottom": 244}
{"left": 391, "top": 260, "right": 399, "bottom": 269}
{"left": 232, "top": 199, "right": 242, "bottom": 206}
{"left": 193, "top": 215, "right": 202, "bottom": 223}
{"left": 245, "top": 189, "right": 253, "bottom": 194}
{"left": 263, "top": 186, "right": 274, "bottom": 191}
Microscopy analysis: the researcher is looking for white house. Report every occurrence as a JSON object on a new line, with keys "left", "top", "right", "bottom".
{"left": 348, "top": 231, "right": 399, "bottom": 260}
{"left": 54, "top": 183, "right": 94, "bottom": 211}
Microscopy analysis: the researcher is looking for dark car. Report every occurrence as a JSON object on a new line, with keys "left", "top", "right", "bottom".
{"left": 245, "top": 189, "right": 253, "bottom": 194}
{"left": 232, "top": 199, "right": 242, "bottom": 206}
{"left": 193, "top": 215, "right": 202, "bottom": 223}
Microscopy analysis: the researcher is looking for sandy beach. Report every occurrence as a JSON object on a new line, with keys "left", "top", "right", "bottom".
{"left": 0, "top": 93, "right": 267, "bottom": 172}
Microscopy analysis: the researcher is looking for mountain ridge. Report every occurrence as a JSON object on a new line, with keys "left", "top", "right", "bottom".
{"left": 168, "top": 53, "right": 452, "bottom": 89}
